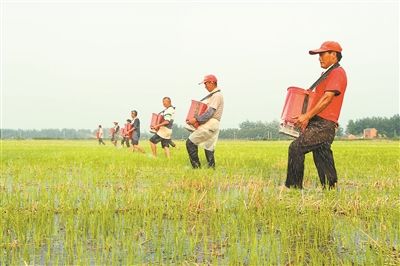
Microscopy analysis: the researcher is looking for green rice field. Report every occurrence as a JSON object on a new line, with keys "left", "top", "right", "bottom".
{"left": 1, "top": 140, "right": 399, "bottom": 265}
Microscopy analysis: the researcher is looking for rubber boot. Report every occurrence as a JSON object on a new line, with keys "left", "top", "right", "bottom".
{"left": 186, "top": 139, "right": 201, "bottom": 168}
{"left": 205, "top": 149, "right": 215, "bottom": 169}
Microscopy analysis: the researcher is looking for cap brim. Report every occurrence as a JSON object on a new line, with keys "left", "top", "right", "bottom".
{"left": 198, "top": 81, "right": 205, "bottom": 85}
{"left": 309, "top": 48, "right": 328, "bottom": 55}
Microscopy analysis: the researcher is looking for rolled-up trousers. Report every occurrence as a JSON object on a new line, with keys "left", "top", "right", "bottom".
{"left": 285, "top": 116, "right": 337, "bottom": 189}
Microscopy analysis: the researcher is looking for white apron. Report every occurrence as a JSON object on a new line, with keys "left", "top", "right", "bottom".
{"left": 188, "top": 118, "right": 220, "bottom": 151}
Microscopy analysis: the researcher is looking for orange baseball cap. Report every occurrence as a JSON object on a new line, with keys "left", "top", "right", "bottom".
{"left": 309, "top": 41, "right": 342, "bottom": 55}
{"left": 198, "top": 74, "right": 217, "bottom": 84}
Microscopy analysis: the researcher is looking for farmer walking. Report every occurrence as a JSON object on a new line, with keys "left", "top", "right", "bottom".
{"left": 96, "top": 125, "right": 106, "bottom": 145}
{"left": 128, "top": 110, "right": 145, "bottom": 153}
{"left": 186, "top": 74, "right": 224, "bottom": 169}
{"left": 285, "top": 41, "right": 347, "bottom": 189}
{"left": 149, "top": 97, "right": 176, "bottom": 159}
{"left": 121, "top": 119, "right": 132, "bottom": 148}
{"left": 110, "top": 122, "right": 120, "bottom": 147}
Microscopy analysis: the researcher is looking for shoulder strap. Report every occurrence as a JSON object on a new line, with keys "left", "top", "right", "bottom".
{"left": 308, "top": 63, "right": 340, "bottom": 91}
{"left": 159, "top": 106, "right": 175, "bottom": 115}
{"left": 200, "top": 90, "right": 221, "bottom": 101}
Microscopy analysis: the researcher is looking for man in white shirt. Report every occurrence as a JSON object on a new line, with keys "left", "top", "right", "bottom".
{"left": 150, "top": 97, "right": 175, "bottom": 158}
{"left": 186, "top": 74, "right": 224, "bottom": 169}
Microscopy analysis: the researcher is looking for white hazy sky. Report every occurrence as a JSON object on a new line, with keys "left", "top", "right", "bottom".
{"left": 1, "top": 0, "right": 399, "bottom": 130}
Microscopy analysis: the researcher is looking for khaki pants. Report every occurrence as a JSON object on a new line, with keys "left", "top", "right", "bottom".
{"left": 188, "top": 118, "right": 220, "bottom": 151}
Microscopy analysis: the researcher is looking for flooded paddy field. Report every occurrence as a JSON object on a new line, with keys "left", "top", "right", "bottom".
{"left": 1, "top": 140, "right": 399, "bottom": 264}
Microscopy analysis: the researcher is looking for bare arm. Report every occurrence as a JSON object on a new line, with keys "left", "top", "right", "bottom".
{"left": 153, "top": 120, "right": 170, "bottom": 129}
{"left": 127, "top": 125, "right": 135, "bottom": 133}
{"left": 294, "top": 91, "right": 335, "bottom": 129}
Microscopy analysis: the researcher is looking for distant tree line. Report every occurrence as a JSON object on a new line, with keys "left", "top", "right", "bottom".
{"left": 0, "top": 128, "right": 94, "bottom": 139}
{"left": 346, "top": 114, "right": 399, "bottom": 138}
{"left": 1, "top": 114, "right": 398, "bottom": 140}
{"left": 171, "top": 121, "right": 291, "bottom": 140}
{"left": 219, "top": 120, "right": 291, "bottom": 140}
{"left": 0, "top": 122, "right": 288, "bottom": 140}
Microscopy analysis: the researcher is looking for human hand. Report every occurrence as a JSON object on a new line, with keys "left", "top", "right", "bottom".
{"left": 293, "top": 114, "right": 309, "bottom": 131}
{"left": 187, "top": 118, "right": 197, "bottom": 125}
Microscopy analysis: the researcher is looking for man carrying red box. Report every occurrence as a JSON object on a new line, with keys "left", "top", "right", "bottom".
{"left": 149, "top": 97, "right": 175, "bottom": 159}
{"left": 285, "top": 41, "right": 347, "bottom": 189}
{"left": 186, "top": 74, "right": 224, "bottom": 169}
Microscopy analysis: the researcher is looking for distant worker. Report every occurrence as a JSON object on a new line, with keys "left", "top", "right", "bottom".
{"left": 120, "top": 126, "right": 126, "bottom": 146}
{"left": 149, "top": 97, "right": 176, "bottom": 158}
{"left": 96, "top": 125, "right": 106, "bottom": 145}
{"left": 121, "top": 119, "right": 132, "bottom": 148}
{"left": 186, "top": 74, "right": 224, "bottom": 168}
{"left": 110, "top": 121, "right": 120, "bottom": 147}
{"left": 128, "top": 110, "right": 145, "bottom": 153}
{"left": 285, "top": 41, "right": 347, "bottom": 189}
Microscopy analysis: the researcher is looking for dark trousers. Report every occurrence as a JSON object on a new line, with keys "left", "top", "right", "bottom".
{"left": 121, "top": 137, "right": 130, "bottom": 147}
{"left": 285, "top": 116, "right": 337, "bottom": 189}
{"left": 186, "top": 139, "right": 215, "bottom": 169}
{"left": 98, "top": 138, "right": 105, "bottom": 145}
{"left": 168, "top": 140, "right": 176, "bottom": 148}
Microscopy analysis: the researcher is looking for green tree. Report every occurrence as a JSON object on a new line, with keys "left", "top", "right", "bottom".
{"left": 345, "top": 114, "right": 399, "bottom": 138}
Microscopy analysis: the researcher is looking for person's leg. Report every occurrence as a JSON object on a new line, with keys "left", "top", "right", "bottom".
{"left": 313, "top": 143, "right": 337, "bottom": 189}
{"left": 164, "top": 147, "right": 171, "bottom": 159}
{"left": 150, "top": 142, "right": 157, "bottom": 156}
{"left": 311, "top": 118, "right": 337, "bottom": 188}
{"left": 161, "top": 140, "right": 171, "bottom": 159}
{"left": 133, "top": 144, "right": 145, "bottom": 153}
{"left": 204, "top": 149, "right": 215, "bottom": 169}
{"left": 149, "top": 135, "right": 161, "bottom": 157}
{"left": 186, "top": 139, "right": 200, "bottom": 168}
{"left": 130, "top": 137, "right": 143, "bottom": 153}
{"left": 286, "top": 117, "right": 337, "bottom": 189}
{"left": 285, "top": 138, "right": 307, "bottom": 188}
{"left": 285, "top": 121, "right": 326, "bottom": 188}
{"left": 169, "top": 140, "right": 176, "bottom": 148}
{"left": 112, "top": 137, "right": 117, "bottom": 146}
{"left": 312, "top": 147, "right": 327, "bottom": 188}
{"left": 116, "top": 136, "right": 120, "bottom": 147}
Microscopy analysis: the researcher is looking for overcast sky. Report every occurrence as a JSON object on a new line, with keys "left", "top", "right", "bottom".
{"left": 1, "top": 0, "right": 398, "bottom": 130}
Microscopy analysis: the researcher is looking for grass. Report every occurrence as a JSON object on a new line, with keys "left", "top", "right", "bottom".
{"left": 1, "top": 139, "right": 399, "bottom": 264}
